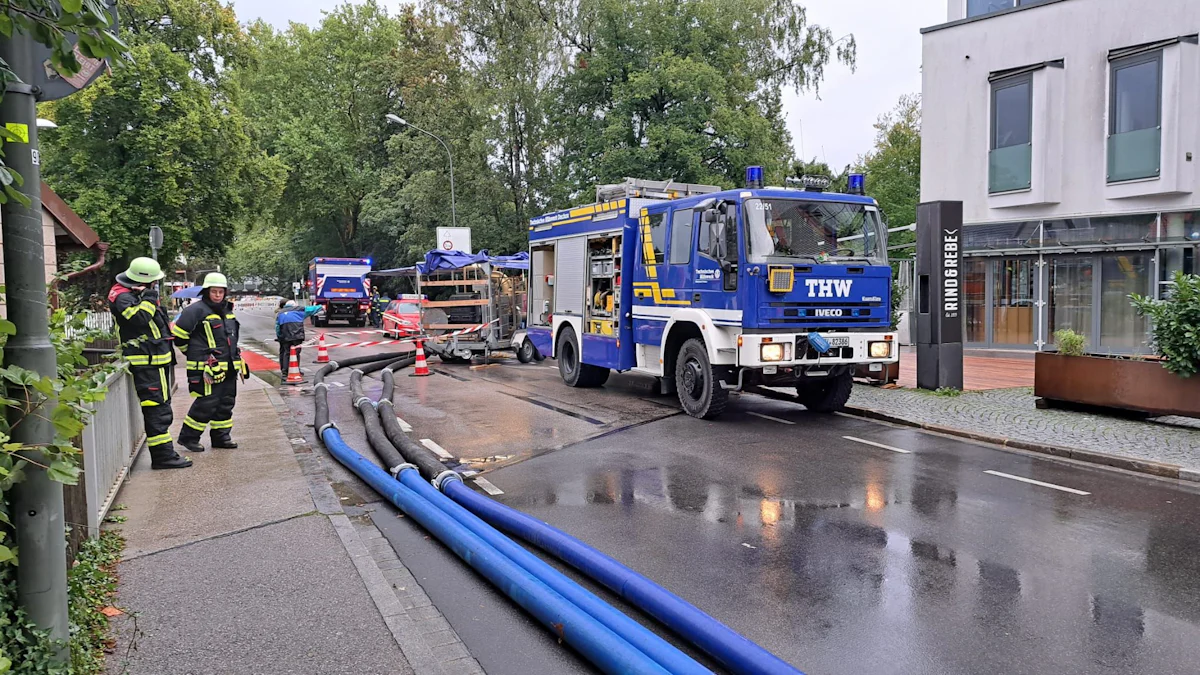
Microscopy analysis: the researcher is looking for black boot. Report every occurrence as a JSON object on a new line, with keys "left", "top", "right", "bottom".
{"left": 211, "top": 433, "right": 238, "bottom": 449}
{"left": 150, "top": 444, "right": 193, "bottom": 470}
{"left": 178, "top": 431, "right": 206, "bottom": 453}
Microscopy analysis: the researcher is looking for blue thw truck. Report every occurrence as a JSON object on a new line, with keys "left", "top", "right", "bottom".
{"left": 307, "top": 257, "right": 373, "bottom": 327}
{"left": 517, "top": 168, "right": 898, "bottom": 419}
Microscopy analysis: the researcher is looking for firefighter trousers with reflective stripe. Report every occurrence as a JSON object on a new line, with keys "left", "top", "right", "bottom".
{"left": 132, "top": 366, "right": 175, "bottom": 459}
{"left": 180, "top": 376, "right": 237, "bottom": 443}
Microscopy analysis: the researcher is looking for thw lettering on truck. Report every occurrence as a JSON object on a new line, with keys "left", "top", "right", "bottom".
{"left": 804, "top": 278, "right": 854, "bottom": 298}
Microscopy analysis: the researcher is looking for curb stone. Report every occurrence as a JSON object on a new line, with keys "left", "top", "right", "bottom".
{"left": 842, "top": 404, "right": 1198, "bottom": 483}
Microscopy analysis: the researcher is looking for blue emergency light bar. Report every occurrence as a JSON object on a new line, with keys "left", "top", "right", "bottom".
{"left": 848, "top": 173, "right": 866, "bottom": 195}
{"left": 745, "top": 165, "right": 764, "bottom": 189}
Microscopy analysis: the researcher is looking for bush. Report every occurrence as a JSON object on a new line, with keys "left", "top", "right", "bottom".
{"left": 1052, "top": 328, "right": 1086, "bottom": 357}
{"left": 1131, "top": 272, "right": 1200, "bottom": 378}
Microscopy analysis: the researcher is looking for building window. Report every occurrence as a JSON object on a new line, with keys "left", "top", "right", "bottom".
{"left": 967, "top": 0, "right": 1012, "bottom": 18}
{"left": 668, "top": 209, "right": 693, "bottom": 265}
{"left": 1107, "top": 51, "right": 1162, "bottom": 183}
{"left": 989, "top": 74, "right": 1032, "bottom": 194}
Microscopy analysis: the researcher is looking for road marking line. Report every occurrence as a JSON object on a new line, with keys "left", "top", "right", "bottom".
{"left": 843, "top": 436, "right": 912, "bottom": 454}
{"left": 474, "top": 478, "right": 504, "bottom": 495}
{"left": 420, "top": 438, "right": 453, "bottom": 460}
{"left": 747, "top": 411, "right": 795, "bottom": 425}
{"left": 983, "top": 470, "right": 1091, "bottom": 496}
{"left": 395, "top": 417, "right": 413, "bottom": 432}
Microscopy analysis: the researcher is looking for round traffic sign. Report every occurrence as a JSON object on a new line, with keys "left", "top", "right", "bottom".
{"left": 442, "top": 240, "right": 453, "bottom": 250}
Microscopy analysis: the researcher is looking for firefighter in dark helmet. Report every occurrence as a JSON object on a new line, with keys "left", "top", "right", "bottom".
{"left": 108, "top": 258, "right": 191, "bottom": 469}
{"left": 171, "top": 273, "right": 249, "bottom": 452}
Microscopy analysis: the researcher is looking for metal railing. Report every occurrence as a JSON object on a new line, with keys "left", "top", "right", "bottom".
{"left": 63, "top": 310, "right": 115, "bottom": 341}
{"left": 79, "top": 367, "right": 143, "bottom": 536}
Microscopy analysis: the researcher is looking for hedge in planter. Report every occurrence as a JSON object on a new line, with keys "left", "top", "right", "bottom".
{"left": 1131, "top": 271, "right": 1200, "bottom": 378}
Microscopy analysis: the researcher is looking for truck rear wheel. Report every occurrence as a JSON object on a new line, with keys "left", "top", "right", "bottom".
{"left": 675, "top": 338, "right": 727, "bottom": 419}
{"left": 797, "top": 371, "right": 853, "bottom": 413}
{"left": 558, "top": 327, "right": 608, "bottom": 387}
{"left": 517, "top": 339, "right": 536, "bottom": 363}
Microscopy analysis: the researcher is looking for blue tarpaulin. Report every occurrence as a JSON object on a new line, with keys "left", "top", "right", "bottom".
{"left": 373, "top": 250, "right": 528, "bottom": 276}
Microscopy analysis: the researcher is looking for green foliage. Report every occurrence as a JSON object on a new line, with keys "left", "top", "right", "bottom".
{"left": 890, "top": 278, "right": 903, "bottom": 330}
{"left": 66, "top": 531, "right": 124, "bottom": 673}
{"left": 1131, "top": 272, "right": 1200, "bottom": 378}
{"left": 1052, "top": 328, "right": 1086, "bottom": 357}
{"left": 0, "top": 301, "right": 117, "bottom": 672}
{"left": 793, "top": 158, "right": 850, "bottom": 193}
{"left": 856, "top": 94, "right": 920, "bottom": 244}
{"left": 933, "top": 386, "right": 962, "bottom": 397}
{"left": 222, "top": 225, "right": 307, "bottom": 293}
{"left": 0, "top": 0, "right": 128, "bottom": 205}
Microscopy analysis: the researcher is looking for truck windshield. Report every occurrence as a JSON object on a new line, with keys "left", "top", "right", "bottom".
{"left": 744, "top": 199, "right": 886, "bottom": 265}
{"left": 315, "top": 263, "right": 371, "bottom": 278}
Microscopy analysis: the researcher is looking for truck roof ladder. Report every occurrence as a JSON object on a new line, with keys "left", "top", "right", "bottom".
{"left": 595, "top": 178, "right": 721, "bottom": 203}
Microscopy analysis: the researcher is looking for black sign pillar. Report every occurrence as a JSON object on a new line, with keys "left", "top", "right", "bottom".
{"left": 915, "top": 201, "right": 964, "bottom": 390}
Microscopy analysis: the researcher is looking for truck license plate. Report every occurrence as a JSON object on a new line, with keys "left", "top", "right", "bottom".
{"left": 824, "top": 336, "right": 850, "bottom": 348}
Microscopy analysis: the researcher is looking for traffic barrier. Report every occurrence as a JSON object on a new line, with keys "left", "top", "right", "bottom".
{"left": 285, "top": 346, "right": 304, "bottom": 384}
{"left": 316, "top": 332, "right": 330, "bottom": 363}
{"left": 410, "top": 340, "right": 431, "bottom": 377}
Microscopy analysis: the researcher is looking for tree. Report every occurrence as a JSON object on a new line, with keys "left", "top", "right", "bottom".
{"left": 856, "top": 94, "right": 920, "bottom": 242}
{"left": 223, "top": 224, "right": 306, "bottom": 293}
{"left": 546, "top": 0, "right": 855, "bottom": 197}
{"left": 792, "top": 157, "right": 849, "bottom": 193}
{"left": 38, "top": 0, "right": 285, "bottom": 266}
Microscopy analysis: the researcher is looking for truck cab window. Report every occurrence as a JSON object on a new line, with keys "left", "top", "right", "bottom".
{"left": 669, "top": 209, "right": 694, "bottom": 265}
{"left": 648, "top": 213, "right": 667, "bottom": 264}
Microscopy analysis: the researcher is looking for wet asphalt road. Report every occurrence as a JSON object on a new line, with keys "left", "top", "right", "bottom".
{"left": 238, "top": 310, "right": 1200, "bottom": 675}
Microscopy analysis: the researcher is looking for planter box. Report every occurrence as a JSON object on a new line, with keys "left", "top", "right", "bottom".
{"left": 1034, "top": 352, "right": 1200, "bottom": 418}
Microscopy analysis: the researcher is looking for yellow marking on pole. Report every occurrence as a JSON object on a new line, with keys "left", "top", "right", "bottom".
{"left": 5, "top": 123, "right": 28, "bottom": 144}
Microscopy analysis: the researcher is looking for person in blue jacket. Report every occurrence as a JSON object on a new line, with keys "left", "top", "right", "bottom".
{"left": 276, "top": 300, "right": 321, "bottom": 379}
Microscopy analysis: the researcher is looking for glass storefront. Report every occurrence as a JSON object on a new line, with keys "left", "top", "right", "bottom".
{"left": 953, "top": 211, "right": 1192, "bottom": 353}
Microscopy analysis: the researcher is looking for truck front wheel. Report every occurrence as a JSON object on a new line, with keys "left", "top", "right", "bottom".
{"left": 558, "top": 327, "right": 608, "bottom": 387}
{"left": 675, "top": 338, "right": 728, "bottom": 419}
{"left": 796, "top": 371, "right": 853, "bottom": 413}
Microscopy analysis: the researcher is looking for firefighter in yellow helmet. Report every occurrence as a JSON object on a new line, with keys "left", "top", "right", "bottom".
{"left": 108, "top": 258, "right": 191, "bottom": 469}
{"left": 171, "top": 273, "right": 249, "bottom": 451}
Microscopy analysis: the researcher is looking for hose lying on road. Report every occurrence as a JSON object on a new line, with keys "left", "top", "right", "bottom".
{"left": 366, "top": 363, "right": 804, "bottom": 675}
{"left": 314, "top": 355, "right": 677, "bottom": 675}
{"left": 363, "top": 383, "right": 711, "bottom": 675}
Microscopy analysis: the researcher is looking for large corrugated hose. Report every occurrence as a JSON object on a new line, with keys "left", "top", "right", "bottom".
{"left": 313, "top": 354, "right": 675, "bottom": 674}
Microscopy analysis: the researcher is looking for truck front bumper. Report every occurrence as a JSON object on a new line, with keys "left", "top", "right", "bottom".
{"left": 737, "top": 331, "right": 899, "bottom": 368}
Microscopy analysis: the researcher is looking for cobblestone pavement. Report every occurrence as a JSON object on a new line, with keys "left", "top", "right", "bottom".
{"left": 847, "top": 385, "right": 1200, "bottom": 473}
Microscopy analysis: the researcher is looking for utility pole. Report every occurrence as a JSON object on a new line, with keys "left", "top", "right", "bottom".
{"left": 1, "top": 33, "right": 70, "bottom": 653}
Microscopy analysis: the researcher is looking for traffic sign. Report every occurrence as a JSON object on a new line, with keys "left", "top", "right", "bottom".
{"left": 29, "top": 1, "right": 119, "bottom": 102}
{"left": 437, "top": 226, "right": 471, "bottom": 253}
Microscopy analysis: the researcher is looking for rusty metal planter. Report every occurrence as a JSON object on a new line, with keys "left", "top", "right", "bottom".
{"left": 1035, "top": 352, "right": 1200, "bottom": 418}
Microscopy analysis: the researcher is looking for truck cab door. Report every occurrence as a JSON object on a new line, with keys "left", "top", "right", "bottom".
{"left": 694, "top": 202, "right": 741, "bottom": 320}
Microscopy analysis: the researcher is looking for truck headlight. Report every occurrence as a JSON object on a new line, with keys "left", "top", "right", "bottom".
{"left": 760, "top": 343, "right": 785, "bottom": 362}
{"left": 869, "top": 341, "right": 891, "bottom": 358}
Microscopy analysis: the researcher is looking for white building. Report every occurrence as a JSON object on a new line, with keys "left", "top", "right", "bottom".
{"left": 921, "top": 0, "right": 1199, "bottom": 353}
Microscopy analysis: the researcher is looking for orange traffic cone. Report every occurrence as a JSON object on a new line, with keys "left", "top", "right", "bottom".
{"left": 316, "top": 332, "right": 329, "bottom": 363}
{"left": 286, "top": 346, "right": 304, "bottom": 384}
{"left": 410, "top": 339, "right": 431, "bottom": 377}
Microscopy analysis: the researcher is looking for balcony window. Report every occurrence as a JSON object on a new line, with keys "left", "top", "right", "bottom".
{"left": 1108, "top": 51, "right": 1162, "bottom": 183}
{"left": 989, "top": 74, "right": 1032, "bottom": 194}
{"left": 967, "top": 0, "right": 1013, "bottom": 18}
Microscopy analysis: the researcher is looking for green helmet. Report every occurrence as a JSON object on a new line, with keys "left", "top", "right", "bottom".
{"left": 123, "top": 257, "right": 165, "bottom": 284}
{"left": 201, "top": 272, "right": 228, "bottom": 289}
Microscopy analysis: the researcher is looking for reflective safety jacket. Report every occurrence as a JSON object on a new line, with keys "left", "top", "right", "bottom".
{"left": 108, "top": 283, "right": 174, "bottom": 368}
{"left": 171, "top": 297, "right": 244, "bottom": 392}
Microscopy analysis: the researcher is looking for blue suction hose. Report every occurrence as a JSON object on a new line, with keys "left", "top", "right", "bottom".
{"left": 313, "top": 362, "right": 671, "bottom": 675}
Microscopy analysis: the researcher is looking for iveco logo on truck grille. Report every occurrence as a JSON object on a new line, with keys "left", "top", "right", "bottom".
{"left": 804, "top": 278, "right": 853, "bottom": 298}
{"left": 812, "top": 308, "right": 844, "bottom": 317}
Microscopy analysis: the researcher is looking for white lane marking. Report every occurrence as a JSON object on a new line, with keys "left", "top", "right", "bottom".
{"left": 474, "top": 477, "right": 504, "bottom": 495}
{"left": 747, "top": 411, "right": 795, "bottom": 425}
{"left": 420, "top": 438, "right": 453, "bottom": 460}
{"left": 843, "top": 436, "right": 913, "bottom": 454}
{"left": 395, "top": 416, "right": 413, "bottom": 432}
{"left": 983, "top": 470, "right": 1091, "bottom": 496}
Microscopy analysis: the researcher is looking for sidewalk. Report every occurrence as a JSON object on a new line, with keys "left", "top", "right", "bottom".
{"left": 845, "top": 385, "right": 1200, "bottom": 482}
{"left": 103, "top": 368, "right": 473, "bottom": 674}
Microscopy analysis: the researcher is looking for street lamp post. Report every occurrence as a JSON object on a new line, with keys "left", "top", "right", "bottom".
{"left": 385, "top": 114, "right": 457, "bottom": 229}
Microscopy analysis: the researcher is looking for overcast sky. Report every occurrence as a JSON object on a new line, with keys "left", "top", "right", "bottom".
{"left": 230, "top": 0, "right": 947, "bottom": 169}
